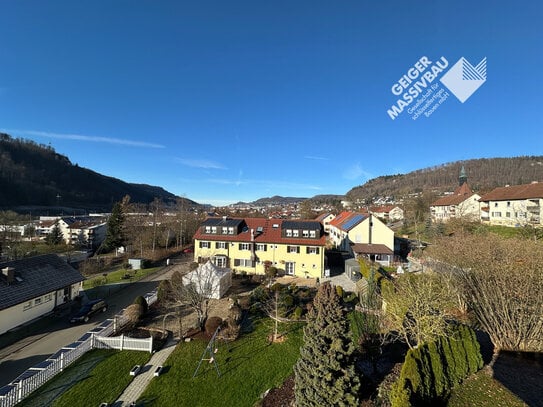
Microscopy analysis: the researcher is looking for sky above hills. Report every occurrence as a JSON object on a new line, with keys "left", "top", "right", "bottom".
{"left": 1, "top": 1, "right": 541, "bottom": 205}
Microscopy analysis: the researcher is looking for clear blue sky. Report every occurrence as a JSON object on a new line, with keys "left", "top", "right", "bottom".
{"left": 1, "top": 1, "right": 541, "bottom": 205}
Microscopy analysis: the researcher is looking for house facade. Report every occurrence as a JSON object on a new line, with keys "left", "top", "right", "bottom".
{"left": 478, "top": 182, "right": 543, "bottom": 227}
{"left": 193, "top": 217, "right": 326, "bottom": 278}
{"left": 328, "top": 211, "right": 395, "bottom": 261}
{"left": 430, "top": 183, "right": 481, "bottom": 223}
{"left": 57, "top": 217, "right": 107, "bottom": 248}
{"left": 315, "top": 212, "right": 335, "bottom": 234}
{"left": 0, "top": 254, "right": 85, "bottom": 334}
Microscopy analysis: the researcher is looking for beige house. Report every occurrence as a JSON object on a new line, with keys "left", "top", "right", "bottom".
{"left": 0, "top": 254, "right": 84, "bottom": 335}
{"left": 478, "top": 182, "right": 543, "bottom": 227}
{"left": 328, "top": 211, "right": 394, "bottom": 263}
{"left": 370, "top": 205, "right": 404, "bottom": 222}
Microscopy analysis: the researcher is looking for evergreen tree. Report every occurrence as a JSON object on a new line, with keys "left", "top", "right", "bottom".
{"left": 102, "top": 202, "right": 126, "bottom": 252}
{"left": 45, "top": 222, "right": 63, "bottom": 245}
{"left": 294, "top": 283, "right": 360, "bottom": 406}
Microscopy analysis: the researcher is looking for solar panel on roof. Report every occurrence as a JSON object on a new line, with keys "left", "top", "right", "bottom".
{"left": 341, "top": 214, "right": 365, "bottom": 231}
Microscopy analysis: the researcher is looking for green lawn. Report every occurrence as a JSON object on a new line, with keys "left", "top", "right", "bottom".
{"left": 82, "top": 267, "right": 159, "bottom": 289}
{"left": 446, "top": 369, "right": 527, "bottom": 407}
{"left": 139, "top": 319, "right": 304, "bottom": 407}
{"left": 19, "top": 349, "right": 151, "bottom": 407}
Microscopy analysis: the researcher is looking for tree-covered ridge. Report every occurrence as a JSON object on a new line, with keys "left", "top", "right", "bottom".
{"left": 347, "top": 156, "right": 543, "bottom": 202}
{"left": 0, "top": 133, "right": 185, "bottom": 210}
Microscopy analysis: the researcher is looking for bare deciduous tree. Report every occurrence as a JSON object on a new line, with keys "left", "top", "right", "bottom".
{"left": 427, "top": 233, "right": 543, "bottom": 352}
{"left": 381, "top": 272, "right": 459, "bottom": 349}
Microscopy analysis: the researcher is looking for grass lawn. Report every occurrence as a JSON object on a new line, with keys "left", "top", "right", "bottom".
{"left": 139, "top": 319, "right": 304, "bottom": 407}
{"left": 82, "top": 267, "right": 160, "bottom": 289}
{"left": 19, "top": 349, "right": 151, "bottom": 407}
{"left": 446, "top": 369, "right": 527, "bottom": 407}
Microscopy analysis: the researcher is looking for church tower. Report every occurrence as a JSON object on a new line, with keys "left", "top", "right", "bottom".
{"left": 459, "top": 165, "right": 467, "bottom": 186}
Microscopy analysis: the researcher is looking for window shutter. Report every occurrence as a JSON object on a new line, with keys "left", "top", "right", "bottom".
{"left": 316, "top": 247, "right": 320, "bottom": 254}
{"left": 297, "top": 247, "right": 300, "bottom": 253}
{"left": 199, "top": 241, "right": 203, "bottom": 248}
{"left": 306, "top": 247, "right": 309, "bottom": 254}
{"left": 239, "top": 243, "right": 242, "bottom": 250}
{"left": 234, "top": 259, "right": 240, "bottom": 266}
{"left": 263, "top": 244, "right": 267, "bottom": 251}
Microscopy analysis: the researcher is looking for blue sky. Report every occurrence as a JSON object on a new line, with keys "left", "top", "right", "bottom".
{"left": 1, "top": 1, "right": 541, "bottom": 205}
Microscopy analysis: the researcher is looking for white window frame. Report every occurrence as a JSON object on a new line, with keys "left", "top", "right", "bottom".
{"left": 240, "top": 243, "right": 251, "bottom": 251}
{"left": 285, "top": 262, "right": 295, "bottom": 275}
{"left": 216, "top": 242, "right": 227, "bottom": 249}
{"left": 256, "top": 243, "right": 267, "bottom": 251}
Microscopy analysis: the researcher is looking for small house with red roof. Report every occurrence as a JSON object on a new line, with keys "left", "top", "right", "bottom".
{"left": 328, "top": 211, "right": 394, "bottom": 265}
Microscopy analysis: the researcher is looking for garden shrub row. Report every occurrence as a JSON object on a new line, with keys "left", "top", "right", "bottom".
{"left": 390, "top": 325, "right": 483, "bottom": 406}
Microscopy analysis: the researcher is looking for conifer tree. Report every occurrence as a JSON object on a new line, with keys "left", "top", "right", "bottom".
{"left": 102, "top": 201, "right": 126, "bottom": 252}
{"left": 45, "top": 222, "right": 63, "bottom": 245}
{"left": 294, "top": 282, "right": 360, "bottom": 406}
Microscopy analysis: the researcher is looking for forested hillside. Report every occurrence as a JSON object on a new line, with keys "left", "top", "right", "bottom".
{"left": 347, "top": 157, "right": 543, "bottom": 202}
{"left": 0, "top": 134, "right": 186, "bottom": 210}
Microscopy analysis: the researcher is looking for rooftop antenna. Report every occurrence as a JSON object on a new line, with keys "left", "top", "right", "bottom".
{"left": 193, "top": 326, "right": 221, "bottom": 378}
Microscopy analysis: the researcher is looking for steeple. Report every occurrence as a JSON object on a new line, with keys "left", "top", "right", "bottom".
{"left": 459, "top": 166, "right": 467, "bottom": 186}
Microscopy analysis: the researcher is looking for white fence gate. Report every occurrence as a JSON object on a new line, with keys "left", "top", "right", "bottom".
{"left": 92, "top": 334, "right": 153, "bottom": 353}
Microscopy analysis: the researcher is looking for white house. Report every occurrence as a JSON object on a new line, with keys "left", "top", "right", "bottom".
{"left": 430, "top": 182, "right": 481, "bottom": 223}
{"left": 182, "top": 261, "right": 232, "bottom": 299}
{"left": 0, "top": 254, "right": 85, "bottom": 335}
{"left": 478, "top": 182, "right": 543, "bottom": 227}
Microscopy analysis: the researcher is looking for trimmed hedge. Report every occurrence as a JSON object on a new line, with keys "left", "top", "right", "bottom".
{"left": 390, "top": 325, "right": 483, "bottom": 406}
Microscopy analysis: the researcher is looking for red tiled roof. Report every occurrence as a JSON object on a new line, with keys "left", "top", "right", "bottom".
{"left": 370, "top": 205, "right": 397, "bottom": 213}
{"left": 479, "top": 182, "right": 543, "bottom": 202}
{"left": 431, "top": 183, "right": 475, "bottom": 206}
{"left": 193, "top": 217, "right": 326, "bottom": 246}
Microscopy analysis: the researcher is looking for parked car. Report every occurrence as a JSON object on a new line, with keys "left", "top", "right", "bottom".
{"left": 70, "top": 299, "right": 108, "bottom": 323}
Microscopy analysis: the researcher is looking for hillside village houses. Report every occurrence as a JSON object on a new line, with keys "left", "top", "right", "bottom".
{"left": 430, "top": 167, "right": 481, "bottom": 223}
{"left": 0, "top": 254, "right": 85, "bottom": 334}
{"left": 369, "top": 205, "right": 404, "bottom": 222}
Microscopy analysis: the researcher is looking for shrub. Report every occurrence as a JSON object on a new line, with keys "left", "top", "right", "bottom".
{"left": 124, "top": 303, "right": 144, "bottom": 329}
{"left": 390, "top": 325, "right": 483, "bottom": 406}
{"left": 157, "top": 279, "right": 172, "bottom": 302}
{"left": 293, "top": 306, "right": 303, "bottom": 320}
{"left": 133, "top": 295, "right": 149, "bottom": 315}
{"left": 335, "top": 285, "right": 344, "bottom": 298}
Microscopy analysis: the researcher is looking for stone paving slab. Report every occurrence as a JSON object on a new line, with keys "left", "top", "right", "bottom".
{"left": 113, "top": 337, "right": 178, "bottom": 407}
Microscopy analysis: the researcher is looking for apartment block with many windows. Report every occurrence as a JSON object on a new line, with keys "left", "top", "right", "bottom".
{"left": 193, "top": 217, "right": 326, "bottom": 278}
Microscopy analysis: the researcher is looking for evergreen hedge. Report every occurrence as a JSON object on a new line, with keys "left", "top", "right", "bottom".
{"left": 390, "top": 325, "right": 483, "bottom": 406}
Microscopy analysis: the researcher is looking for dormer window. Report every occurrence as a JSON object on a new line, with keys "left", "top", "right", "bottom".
{"left": 310, "top": 230, "right": 316, "bottom": 238}
{"left": 302, "top": 230, "right": 309, "bottom": 238}
{"left": 205, "top": 226, "right": 211, "bottom": 233}
{"left": 286, "top": 229, "right": 293, "bottom": 237}
{"left": 293, "top": 230, "right": 299, "bottom": 237}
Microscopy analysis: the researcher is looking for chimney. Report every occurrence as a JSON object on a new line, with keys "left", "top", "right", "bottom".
{"left": 2, "top": 267, "right": 15, "bottom": 284}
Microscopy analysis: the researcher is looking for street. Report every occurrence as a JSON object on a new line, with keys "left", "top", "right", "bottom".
{"left": 0, "top": 264, "right": 180, "bottom": 387}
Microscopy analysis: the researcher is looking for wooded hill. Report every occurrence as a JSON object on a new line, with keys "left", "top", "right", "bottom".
{"left": 347, "top": 156, "right": 543, "bottom": 202}
{"left": 0, "top": 134, "right": 194, "bottom": 211}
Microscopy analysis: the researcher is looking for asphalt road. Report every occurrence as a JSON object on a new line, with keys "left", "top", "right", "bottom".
{"left": 0, "top": 264, "right": 180, "bottom": 387}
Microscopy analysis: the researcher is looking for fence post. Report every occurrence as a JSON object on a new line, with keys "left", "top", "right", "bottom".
{"left": 149, "top": 335, "right": 154, "bottom": 353}
{"left": 120, "top": 334, "right": 124, "bottom": 351}
{"left": 113, "top": 316, "right": 117, "bottom": 334}
{"left": 60, "top": 352, "right": 64, "bottom": 372}
{"left": 91, "top": 333, "right": 95, "bottom": 349}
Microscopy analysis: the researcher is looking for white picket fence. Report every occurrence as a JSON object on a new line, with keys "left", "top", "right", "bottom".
{"left": 0, "top": 288, "right": 158, "bottom": 407}
{"left": 92, "top": 334, "right": 153, "bottom": 353}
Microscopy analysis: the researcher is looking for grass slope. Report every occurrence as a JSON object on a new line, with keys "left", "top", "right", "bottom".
{"left": 139, "top": 319, "right": 304, "bottom": 407}
{"left": 19, "top": 349, "right": 150, "bottom": 407}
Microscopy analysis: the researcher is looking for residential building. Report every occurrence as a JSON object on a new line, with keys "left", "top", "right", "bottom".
{"left": 193, "top": 217, "right": 326, "bottom": 278}
{"left": 370, "top": 205, "right": 404, "bottom": 222}
{"left": 478, "top": 182, "right": 543, "bottom": 227}
{"left": 57, "top": 217, "right": 107, "bottom": 248}
{"left": 315, "top": 212, "right": 335, "bottom": 233}
{"left": 430, "top": 167, "right": 480, "bottom": 222}
{"left": 0, "top": 254, "right": 85, "bottom": 334}
{"left": 328, "top": 211, "right": 394, "bottom": 264}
